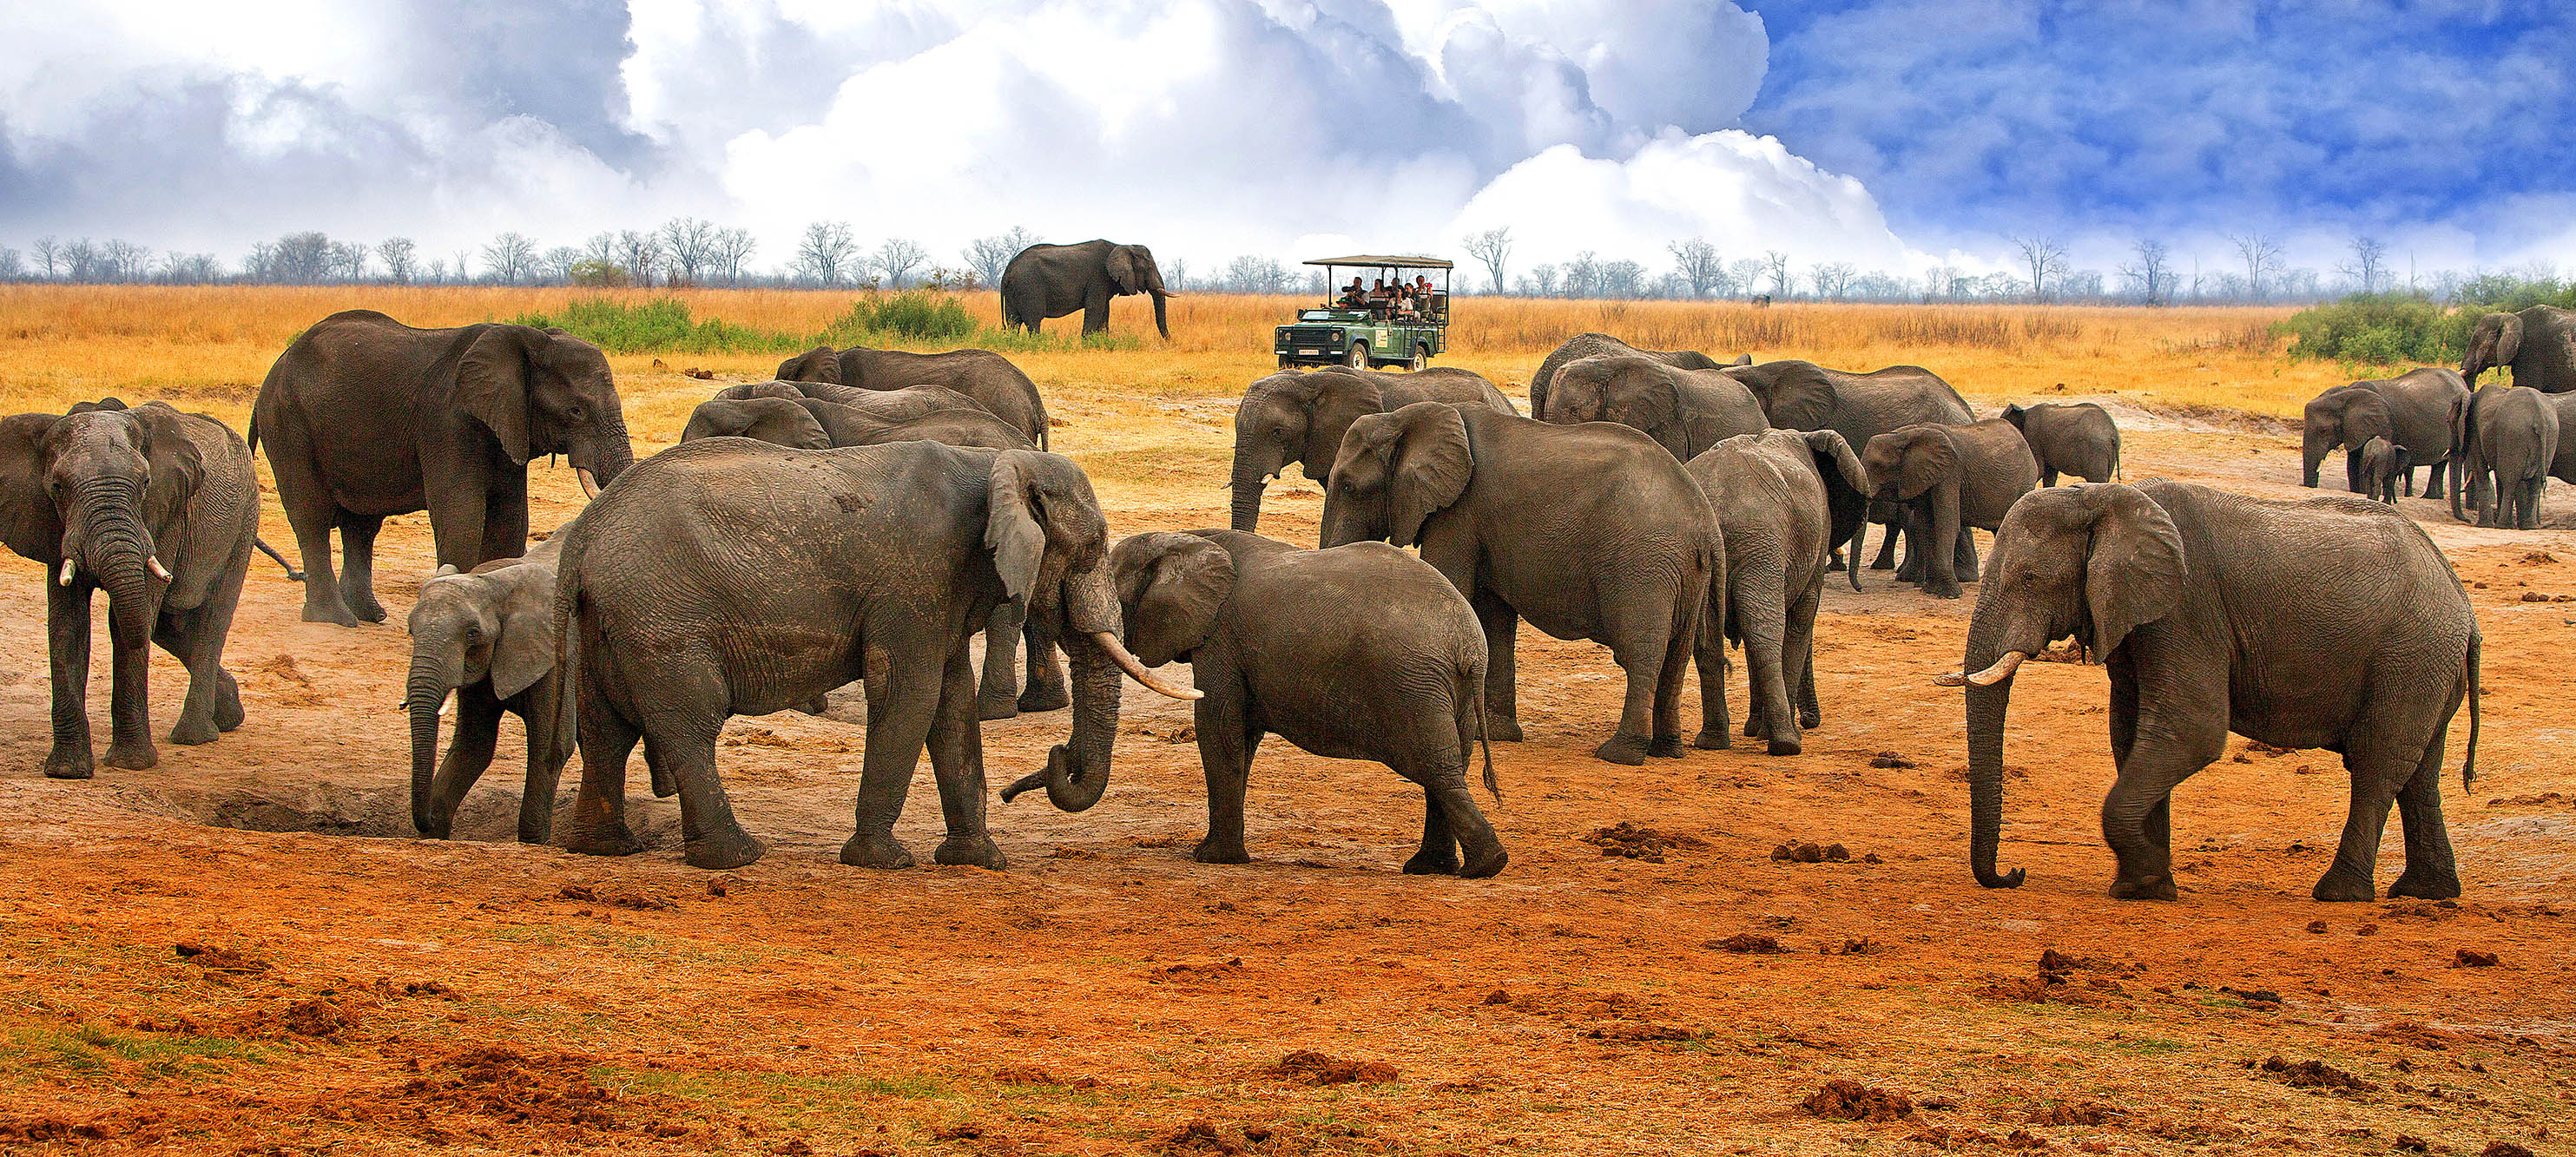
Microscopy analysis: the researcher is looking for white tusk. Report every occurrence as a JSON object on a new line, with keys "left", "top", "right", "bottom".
{"left": 439, "top": 693, "right": 456, "bottom": 719}
{"left": 57, "top": 559, "right": 74, "bottom": 586}
{"left": 1933, "top": 670, "right": 1968, "bottom": 687}
{"left": 148, "top": 557, "right": 173, "bottom": 581}
{"left": 1090, "top": 631, "right": 1201, "bottom": 700}
{"left": 576, "top": 467, "right": 602, "bottom": 499}
{"left": 1966, "top": 651, "right": 2031, "bottom": 687}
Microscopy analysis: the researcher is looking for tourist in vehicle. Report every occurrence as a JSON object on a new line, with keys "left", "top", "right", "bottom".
{"left": 1339, "top": 278, "right": 1367, "bottom": 307}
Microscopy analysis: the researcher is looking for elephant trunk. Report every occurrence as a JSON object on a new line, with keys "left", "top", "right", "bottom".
{"left": 1846, "top": 517, "right": 1866, "bottom": 592}
{"left": 1228, "top": 444, "right": 1280, "bottom": 531}
{"left": 1151, "top": 291, "right": 1170, "bottom": 341}
{"left": 406, "top": 649, "right": 461, "bottom": 837}
{"left": 574, "top": 415, "right": 636, "bottom": 491}
{"left": 69, "top": 477, "right": 159, "bottom": 641}
{"left": 1960, "top": 608, "right": 2028, "bottom": 889}
{"left": 1013, "top": 630, "right": 1123, "bottom": 812}
{"left": 2300, "top": 426, "right": 2329, "bottom": 488}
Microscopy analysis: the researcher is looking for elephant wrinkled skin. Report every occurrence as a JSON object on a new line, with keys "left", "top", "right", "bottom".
{"left": 2462, "top": 305, "right": 2576, "bottom": 395}
{"left": 2451, "top": 385, "right": 2559, "bottom": 529}
{"left": 2000, "top": 401, "right": 2121, "bottom": 485}
{"left": 1527, "top": 332, "right": 1739, "bottom": 421}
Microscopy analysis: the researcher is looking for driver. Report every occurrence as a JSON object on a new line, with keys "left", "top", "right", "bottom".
{"left": 1338, "top": 277, "right": 1367, "bottom": 307}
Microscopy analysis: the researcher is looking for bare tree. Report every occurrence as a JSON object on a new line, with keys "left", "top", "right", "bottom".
{"left": 1165, "top": 257, "right": 1189, "bottom": 293}
{"left": 2230, "top": 233, "right": 2283, "bottom": 301}
{"left": 1667, "top": 237, "right": 1723, "bottom": 297}
{"left": 31, "top": 236, "right": 59, "bottom": 279}
{"left": 658, "top": 217, "right": 717, "bottom": 286}
{"left": 2013, "top": 235, "right": 2068, "bottom": 301}
{"left": 540, "top": 247, "right": 581, "bottom": 286}
{"left": 1223, "top": 254, "right": 1289, "bottom": 293}
{"left": 0, "top": 247, "right": 21, "bottom": 281}
{"left": 1763, "top": 250, "right": 1794, "bottom": 298}
{"left": 1464, "top": 227, "right": 1513, "bottom": 295}
{"left": 615, "top": 231, "right": 660, "bottom": 288}
{"left": 1599, "top": 259, "right": 1647, "bottom": 299}
{"left": 101, "top": 240, "right": 152, "bottom": 283}
{"left": 1565, "top": 251, "right": 1602, "bottom": 298}
{"left": 2116, "top": 238, "right": 2172, "bottom": 305}
{"left": 159, "top": 252, "right": 221, "bottom": 284}
{"left": 795, "top": 221, "right": 859, "bottom": 286}
{"left": 378, "top": 237, "right": 418, "bottom": 285}
{"left": 963, "top": 226, "right": 1036, "bottom": 289}
{"left": 1727, "top": 258, "right": 1765, "bottom": 299}
{"left": 714, "top": 227, "right": 756, "bottom": 286}
{"left": 1809, "top": 261, "right": 1856, "bottom": 300}
{"left": 482, "top": 233, "right": 538, "bottom": 286}
{"left": 874, "top": 238, "right": 928, "bottom": 289}
{"left": 2340, "top": 235, "right": 2389, "bottom": 294}
{"left": 1530, "top": 263, "right": 1560, "bottom": 297}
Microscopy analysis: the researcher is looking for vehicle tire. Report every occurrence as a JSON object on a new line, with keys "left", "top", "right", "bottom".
{"left": 1347, "top": 342, "right": 1369, "bottom": 369}
{"left": 1278, "top": 354, "right": 1295, "bottom": 369}
{"left": 1408, "top": 344, "right": 1428, "bottom": 371}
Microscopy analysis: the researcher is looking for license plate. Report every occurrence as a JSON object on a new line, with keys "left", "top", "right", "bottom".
{"left": 1297, "top": 349, "right": 1319, "bottom": 356}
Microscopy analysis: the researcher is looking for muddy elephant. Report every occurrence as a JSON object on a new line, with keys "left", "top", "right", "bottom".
{"left": 253, "top": 310, "right": 633, "bottom": 626}
{"left": 2000, "top": 402, "right": 2120, "bottom": 485}
{"left": 2301, "top": 369, "right": 2465, "bottom": 496}
{"left": 1856, "top": 420, "right": 2039, "bottom": 600}
{"left": 0, "top": 400, "right": 258, "bottom": 779}
{"left": 1321, "top": 402, "right": 1720, "bottom": 766}
{"left": 1543, "top": 353, "right": 1769, "bottom": 461}
{"left": 2463, "top": 305, "right": 2576, "bottom": 395}
{"left": 774, "top": 345, "right": 1048, "bottom": 450}
{"left": 1000, "top": 240, "right": 1171, "bottom": 339}
{"left": 2355, "top": 437, "right": 2409, "bottom": 505}
{"left": 408, "top": 536, "right": 566, "bottom": 843}
{"left": 1229, "top": 366, "right": 1517, "bottom": 532}
{"left": 1685, "top": 429, "right": 1869, "bottom": 756}
{"left": 1945, "top": 480, "right": 2479, "bottom": 902}
{"left": 2452, "top": 385, "right": 2558, "bottom": 529}
{"left": 1094, "top": 529, "right": 1506, "bottom": 877}
{"left": 1527, "top": 332, "right": 1742, "bottom": 421}
{"left": 1723, "top": 359, "right": 1975, "bottom": 569}
{"left": 546, "top": 438, "right": 1196, "bottom": 871}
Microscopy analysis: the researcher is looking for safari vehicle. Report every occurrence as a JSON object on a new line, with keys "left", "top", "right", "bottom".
{"left": 1274, "top": 255, "right": 1452, "bottom": 371}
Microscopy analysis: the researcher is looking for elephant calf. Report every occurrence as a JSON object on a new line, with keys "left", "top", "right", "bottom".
{"left": 1857, "top": 420, "right": 2039, "bottom": 599}
{"left": 1685, "top": 430, "right": 1870, "bottom": 755}
{"left": 2356, "top": 437, "right": 2408, "bottom": 504}
{"left": 408, "top": 537, "right": 567, "bottom": 842}
{"left": 2000, "top": 401, "right": 2120, "bottom": 485}
{"left": 1102, "top": 530, "right": 1505, "bottom": 877}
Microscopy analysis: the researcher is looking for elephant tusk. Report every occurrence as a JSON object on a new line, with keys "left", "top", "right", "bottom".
{"left": 1966, "top": 651, "right": 2030, "bottom": 687}
{"left": 148, "top": 557, "right": 174, "bottom": 581}
{"left": 1933, "top": 670, "right": 1968, "bottom": 687}
{"left": 57, "top": 559, "right": 74, "bottom": 586}
{"left": 1091, "top": 631, "right": 1201, "bottom": 700}
{"left": 576, "top": 467, "right": 602, "bottom": 499}
{"left": 439, "top": 693, "right": 456, "bottom": 719}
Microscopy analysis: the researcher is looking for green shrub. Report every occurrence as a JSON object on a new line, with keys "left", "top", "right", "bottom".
{"left": 2277, "top": 293, "right": 2460, "bottom": 368}
{"left": 511, "top": 297, "right": 809, "bottom": 355}
{"left": 512, "top": 292, "right": 1132, "bottom": 357}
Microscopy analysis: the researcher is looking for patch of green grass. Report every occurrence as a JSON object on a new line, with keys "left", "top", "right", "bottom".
{"left": 509, "top": 292, "right": 1136, "bottom": 358}
{"left": 8, "top": 1022, "right": 268, "bottom": 1084}
{"left": 603, "top": 1068, "right": 965, "bottom": 1133}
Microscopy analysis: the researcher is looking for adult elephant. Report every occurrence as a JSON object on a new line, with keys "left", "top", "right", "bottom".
{"left": 1000, "top": 240, "right": 1171, "bottom": 339}
{"left": 1722, "top": 359, "right": 1974, "bottom": 569}
{"left": 253, "top": 310, "right": 632, "bottom": 626}
{"left": 2300, "top": 369, "right": 2465, "bottom": 496}
{"left": 1527, "top": 332, "right": 1741, "bottom": 421}
{"left": 1092, "top": 529, "right": 1506, "bottom": 877}
{"left": 0, "top": 400, "right": 258, "bottom": 778}
{"left": 545, "top": 437, "right": 1196, "bottom": 871}
{"left": 2000, "top": 402, "right": 2121, "bottom": 485}
{"left": 1857, "top": 421, "right": 2039, "bottom": 600}
{"left": 1321, "top": 402, "right": 1719, "bottom": 766}
{"left": 1942, "top": 481, "right": 2478, "bottom": 902}
{"left": 1229, "top": 366, "right": 1516, "bottom": 532}
{"left": 721, "top": 375, "right": 1046, "bottom": 450}
{"left": 407, "top": 537, "right": 565, "bottom": 843}
{"left": 1684, "top": 429, "right": 1869, "bottom": 756}
{"left": 774, "top": 345, "right": 1048, "bottom": 450}
{"left": 2462, "top": 305, "right": 2576, "bottom": 395}
{"left": 1542, "top": 353, "right": 1769, "bottom": 461}
{"left": 2451, "top": 385, "right": 2558, "bottom": 529}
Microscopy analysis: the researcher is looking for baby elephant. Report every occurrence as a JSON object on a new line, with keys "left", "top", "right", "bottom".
{"left": 405, "top": 536, "right": 567, "bottom": 842}
{"left": 1106, "top": 529, "right": 1506, "bottom": 878}
{"left": 2356, "top": 437, "right": 2409, "bottom": 504}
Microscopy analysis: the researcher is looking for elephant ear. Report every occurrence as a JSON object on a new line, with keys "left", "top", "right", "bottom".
{"left": 128, "top": 404, "right": 205, "bottom": 533}
{"left": 2494, "top": 313, "right": 2524, "bottom": 367}
{"left": 2342, "top": 388, "right": 2395, "bottom": 444}
{"left": 1802, "top": 429, "right": 1870, "bottom": 497}
{"left": 2080, "top": 484, "right": 2188, "bottom": 660}
{"left": 778, "top": 345, "right": 843, "bottom": 385}
{"left": 1106, "top": 247, "right": 1140, "bottom": 294}
{"left": 2000, "top": 403, "right": 2028, "bottom": 431}
{"left": 490, "top": 568, "right": 557, "bottom": 700}
{"left": 0, "top": 414, "right": 62, "bottom": 561}
{"left": 1896, "top": 429, "right": 1958, "bottom": 499}
{"left": 1115, "top": 532, "right": 1236, "bottom": 667}
{"left": 1760, "top": 363, "right": 1836, "bottom": 431}
{"left": 1304, "top": 372, "right": 1383, "bottom": 466}
{"left": 1602, "top": 368, "right": 1680, "bottom": 444}
{"left": 458, "top": 325, "right": 539, "bottom": 465}
{"left": 985, "top": 450, "right": 1051, "bottom": 605}
{"left": 1728, "top": 353, "right": 1752, "bottom": 367}
{"left": 1387, "top": 402, "right": 1473, "bottom": 546}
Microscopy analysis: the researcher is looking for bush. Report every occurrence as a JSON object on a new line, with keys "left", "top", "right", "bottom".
{"left": 828, "top": 290, "right": 978, "bottom": 343}
{"left": 513, "top": 292, "right": 1127, "bottom": 357}
{"left": 2277, "top": 293, "right": 2461, "bottom": 369}
{"left": 511, "top": 297, "right": 808, "bottom": 355}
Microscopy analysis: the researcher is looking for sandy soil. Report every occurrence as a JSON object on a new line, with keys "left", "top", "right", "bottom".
{"left": 0, "top": 378, "right": 2570, "bottom": 1156}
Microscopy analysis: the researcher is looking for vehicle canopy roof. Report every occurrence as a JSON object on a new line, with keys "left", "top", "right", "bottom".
{"left": 1305, "top": 254, "right": 1453, "bottom": 272}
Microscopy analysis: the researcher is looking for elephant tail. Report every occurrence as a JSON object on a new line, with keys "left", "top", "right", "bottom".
{"left": 1460, "top": 663, "right": 1499, "bottom": 802}
{"left": 245, "top": 414, "right": 259, "bottom": 455}
{"left": 2461, "top": 628, "right": 2481, "bottom": 791}
{"left": 253, "top": 537, "right": 305, "bottom": 582}
{"left": 541, "top": 527, "right": 587, "bottom": 780}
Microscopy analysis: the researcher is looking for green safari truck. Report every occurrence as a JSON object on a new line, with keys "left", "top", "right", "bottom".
{"left": 1274, "top": 255, "right": 1453, "bottom": 371}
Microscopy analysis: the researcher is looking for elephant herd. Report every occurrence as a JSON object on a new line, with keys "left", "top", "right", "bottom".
{"left": 6, "top": 308, "right": 2530, "bottom": 904}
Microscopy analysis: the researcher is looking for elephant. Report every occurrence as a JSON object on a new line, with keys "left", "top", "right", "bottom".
{"left": 545, "top": 437, "right": 1196, "bottom": 871}
{"left": 2300, "top": 369, "right": 2466, "bottom": 496}
{"left": 2462, "top": 305, "right": 2576, "bottom": 395}
{"left": 1321, "top": 402, "right": 1720, "bottom": 766}
{"left": 2451, "top": 385, "right": 2559, "bottom": 529}
{"left": 1096, "top": 529, "right": 1506, "bottom": 877}
{"left": 1000, "top": 240, "right": 1171, "bottom": 339}
{"left": 2355, "top": 437, "right": 2409, "bottom": 505}
{"left": 2000, "top": 402, "right": 2121, "bottom": 485}
{"left": 774, "top": 345, "right": 1049, "bottom": 450}
{"left": 252, "top": 310, "right": 632, "bottom": 626}
{"left": 1856, "top": 420, "right": 2039, "bottom": 600}
{"left": 722, "top": 372, "right": 1046, "bottom": 450}
{"left": 1527, "top": 332, "right": 1741, "bottom": 421}
{"left": 1228, "top": 366, "right": 1517, "bottom": 532}
{"left": 407, "top": 536, "right": 567, "bottom": 843}
{"left": 1721, "top": 359, "right": 1975, "bottom": 570}
{"left": 1942, "top": 480, "right": 2479, "bottom": 902}
{"left": 1684, "top": 429, "right": 1869, "bottom": 756}
{"left": 0, "top": 399, "right": 258, "bottom": 778}
{"left": 1542, "top": 353, "right": 1769, "bottom": 461}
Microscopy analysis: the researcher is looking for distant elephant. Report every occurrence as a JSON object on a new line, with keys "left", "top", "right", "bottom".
{"left": 1321, "top": 402, "right": 1720, "bottom": 765}
{"left": 2463, "top": 305, "right": 2576, "bottom": 395}
{"left": 1000, "top": 240, "right": 1171, "bottom": 339}
{"left": 1527, "top": 332, "right": 1741, "bottom": 421}
{"left": 2452, "top": 385, "right": 2558, "bottom": 529}
{"left": 1228, "top": 366, "right": 1517, "bottom": 531}
{"left": 1946, "top": 480, "right": 2479, "bottom": 902}
{"left": 1684, "top": 429, "right": 1869, "bottom": 756}
{"left": 1542, "top": 353, "right": 1769, "bottom": 461}
{"left": 252, "top": 310, "right": 633, "bottom": 626}
{"left": 774, "top": 345, "right": 1049, "bottom": 450}
{"left": 2000, "top": 401, "right": 2121, "bottom": 485}
{"left": 2301, "top": 369, "right": 2465, "bottom": 496}
{"left": 547, "top": 438, "right": 1195, "bottom": 871}
{"left": 1722, "top": 359, "right": 1975, "bottom": 569}
{"left": 2355, "top": 437, "right": 2409, "bottom": 505}
{"left": 0, "top": 400, "right": 258, "bottom": 778}
{"left": 1856, "top": 420, "right": 2039, "bottom": 600}
{"left": 408, "top": 536, "right": 565, "bottom": 843}
{"left": 1097, "top": 529, "right": 1506, "bottom": 877}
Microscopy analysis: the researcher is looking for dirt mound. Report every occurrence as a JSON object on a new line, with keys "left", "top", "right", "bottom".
{"left": 2128, "top": 399, "right": 2296, "bottom": 436}
{"left": 344, "top": 1045, "right": 729, "bottom": 1145}
{"left": 1267, "top": 1050, "right": 1395, "bottom": 1086}
{"left": 250, "top": 654, "right": 326, "bottom": 707}
{"left": 1770, "top": 841, "right": 1853, "bottom": 863}
{"left": 2025, "top": 1100, "right": 2126, "bottom": 1126}
{"left": 2252, "top": 1055, "right": 2375, "bottom": 1092}
{"left": 174, "top": 940, "right": 268, "bottom": 974}
{"left": 1801, "top": 1079, "right": 1917, "bottom": 1122}
{"left": 1710, "top": 933, "right": 1789, "bottom": 954}
{"left": 557, "top": 883, "right": 676, "bottom": 911}
{"left": 1581, "top": 822, "right": 1706, "bottom": 862}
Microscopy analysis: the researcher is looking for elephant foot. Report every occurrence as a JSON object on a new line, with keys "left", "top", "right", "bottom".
{"left": 301, "top": 603, "right": 361, "bottom": 627}
{"left": 2108, "top": 874, "right": 2178, "bottom": 901}
{"left": 1648, "top": 736, "right": 1686, "bottom": 759}
{"left": 978, "top": 691, "right": 1021, "bottom": 722}
{"left": 793, "top": 695, "right": 830, "bottom": 716}
{"left": 1924, "top": 582, "right": 1963, "bottom": 601}
{"left": 169, "top": 715, "right": 220, "bottom": 746}
{"left": 43, "top": 747, "right": 94, "bottom": 780}
{"left": 934, "top": 834, "right": 1008, "bottom": 871}
{"left": 1869, "top": 558, "right": 1896, "bottom": 571}
{"left": 102, "top": 740, "right": 158, "bottom": 772}
{"left": 2387, "top": 869, "right": 2462, "bottom": 901}
{"left": 685, "top": 827, "right": 768, "bottom": 870}
{"left": 1742, "top": 715, "right": 1761, "bottom": 738}
{"left": 215, "top": 674, "right": 244, "bottom": 731}
{"left": 346, "top": 595, "right": 388, "bottom": 624}
{"left": 1486, "top": 715, "right": 1525, "bottom": 743}
{"left": 559, "top": 815, "right": 644, "bottom": 858}
{"left": 1690, "top": 728, "right": 1733, "bottom": 751}
{"left": 1458, "top": 842, "right": 1508, "bottom": 880}
{"left": 1798, "top": 707, "right": 1820, "bottom": 730}
{"left": 1402, "top": 846, "right": 1461, "bottom": 876}
{"left": 1192, "top": 838, "right": 1252, "bottom": 866}
{"left": 1016, "top": 680, "right": 1070, "bottom": 714}
{"left": 2311, "top": 871, "right": 2378, "bottom": 903}
{"left": 1766, "top": 736, "right": 1802, "bottom": 757}
{"left": 840, "top": 832, "right": 916, "bottom": 870}
{"left": 1593, "top": 733, "right": 1650, "bottom": 766}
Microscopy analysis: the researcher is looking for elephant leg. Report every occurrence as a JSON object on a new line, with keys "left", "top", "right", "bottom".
{"left": 2099, "top": 680, "right": 2226, "bottom": 900}
{"left": 1470, "top": 589, "right": 1523, "bottom": 741}
{"left": 1868, "top": 516, "right": 1901, "bottom": 570}
{"left": 978, "top": 602, "right": 1024, "bottom": 720}
{"left": 511, "top": 698, "right": 567, "bottom": 845}
{"left": 425, "top": 475, "right": 491, "bottom": 575}
{"left": 215, "top": 668, "right": 244, "bottom": 732}
{"left": 2041, "top": 467, "right": 2059, "bottom": 488}
{"left": 1083, "top": 287, "right": 1111, "bottom": 335}
{"left": 1192, "top": 661, "right": 1255, "bottom": 865}
{"left": 479, "top": 483, "right": 530, "bottom": 565}
{"left": 1952, "top": 523, "right": 1980, "bottom": 584}
{"left": 926, "top": 645, "right": 1005, "bottom": 870}
{"left": 1405, "top": 791, "right": 1459, "bottom": 875}
{"left": 1648, "top": 587, "right": 1695, "bottom": 759}
{"left": 1690, "top": 599, "right": 1732, "bottom": 750}
{"left": 2345, "top": 449, "right": 2364, "bottom": 495}
{"left": 1788, "top": 575, "right": 1823, "bottom": 732}
{"left": 1593, "top": 591, "right": 1678, "bottom": 766}
{"left": 651, "top": 711, "right": 765, "bottom": 871}
{"left": 2520, "top": 476, "right": 2544, "bottom": 530}
{"left": 43, "top": 582, "right": 97, "bottom": 779}
{"left": 2316, "top": 746, "right": 2412, "bottom": 903}
{"left": 1920, "top": 494, "right": 1964, "bottom": 599}
{"left": 1406, "top": 746, "right": 1505, "bottom": 879}
{"left": 2422, "top": 463, "right": 2444, "bottom": 499}
{"left": 1737, "top": 578, "right": 1797, "bottom": 756}
{"left": 560, "top": 681, "right": 644, "bottom": 857}
{"left": 425, "top": 687, "right": 504, "bottom": 839}
{"left": 1894, "top": 506, "right": 1926, "bottom": 583}
{"left": 1018, "top": 609, "right": 1069, "bottom": 713}
{"left": 842, "top": 641, "right": 944, "bottom": 869}
{"left": 101, "top": 584, "right": 157, "bottom": 772}
{"left": 2386, "top": 728, "right": 2462, "bottom": 900}
{"left": 272, "top": 447, "right": 357, "bottom": 625}
{"left": 338, "top": 513, "right": 387, "bottom": 623}
{"left": 153, "top": 605, "right": 222, "bottom": 746}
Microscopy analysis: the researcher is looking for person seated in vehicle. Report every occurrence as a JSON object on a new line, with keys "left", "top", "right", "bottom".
{"left": 1393, "top": 286, "right": 1421, "bottom": 320}
{"left": 1338, "top": 278, "right": 1367, "bottom": 307}
{"left": 1413, "top": 276, "right": 1437, "bottom": 312}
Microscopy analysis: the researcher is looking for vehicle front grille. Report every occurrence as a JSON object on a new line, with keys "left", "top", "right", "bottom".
{"left": 1282, "top": 327, "right": 1340, "bottom": 345}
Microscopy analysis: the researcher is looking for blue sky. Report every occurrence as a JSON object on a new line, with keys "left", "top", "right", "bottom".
{"left": 0, "top": 1, "right": 2566, "bottom": 278}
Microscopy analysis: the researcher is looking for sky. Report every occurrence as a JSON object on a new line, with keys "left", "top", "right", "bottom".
{"left": 0, "top": 0, "right": 2568, "bottom": 281}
